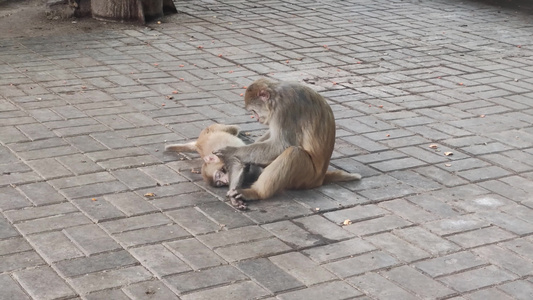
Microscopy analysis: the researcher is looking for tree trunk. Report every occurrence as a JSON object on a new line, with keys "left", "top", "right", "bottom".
{"left": 89, "top": 0, "right": 176, "bottom": 23}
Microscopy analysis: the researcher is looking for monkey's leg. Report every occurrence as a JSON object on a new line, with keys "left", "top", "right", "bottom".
{"left": 209, "top": 124, "right": 240, "bottom": 136}
{"left": 237, "top": 146, "right": 316, "bottom": 200}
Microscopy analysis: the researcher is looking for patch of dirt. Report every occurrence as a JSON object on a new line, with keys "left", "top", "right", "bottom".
{"left": 0, "top": 0, "right": 140, "bottom": 39}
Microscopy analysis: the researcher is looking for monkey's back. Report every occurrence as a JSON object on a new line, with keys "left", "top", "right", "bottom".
{"left": 275, "top": 82, "right": 336, "bottom": 182}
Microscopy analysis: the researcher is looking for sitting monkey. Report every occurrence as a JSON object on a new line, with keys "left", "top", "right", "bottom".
{"left": 215, "top": 78, "right": 361, "bottom": 209}
{"left": 165, "top": 124, "right": 260, "bottom": 187}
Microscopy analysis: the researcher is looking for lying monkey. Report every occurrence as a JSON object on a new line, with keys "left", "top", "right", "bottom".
{"left": 165, "top": 123, "right": 260, "bottom": 188}
{"left": 215, "top": 78, "right": 361, "bottom": 209}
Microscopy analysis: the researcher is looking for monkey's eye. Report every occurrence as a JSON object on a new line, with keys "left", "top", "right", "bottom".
{"left": 221, "top": 166, "right": 227, "bottom": 173}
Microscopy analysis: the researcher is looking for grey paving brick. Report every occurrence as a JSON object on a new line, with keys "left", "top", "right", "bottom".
{"left": 0, "top": 251, "right": 46, "bottom": 273}
{"left": 439, "top": 265, "right": 517, "bottom": 293}
{"left": 501, "top": 238, "right": 533, "bottom": 261}
{"left": 423, "top": 210, "right": 488, "bottom": 234}
{"left": 69, "top": 265, "right": 152, "bottom": 295}
{"left": 394, "top": 226, "right": 460, "bottom": 255}
{"left": 15, "top": 212, "right": 92, "bottom": 235}
{"left": 365, "top": 232, "right": 431, "bottom": 263}
{"left": 380, "top": 198, "right": 439, "bottom": 223}
{"left": 498, "top": 280, "right": 533, "bottom": 300}
{"left": 164, "top": 265, "right": 248, "bottom": 294}
{"left": 180, "top": 281, "right": 269, "bottom": 300}
{"left": 0, "top": 274, "right": 31, "bottom": 300}
{"left": 288, "top": 189, "right": 347, "bottom": 211}
{"left": 269, "top": 252, "right": 336, "bottom": 286}
{"left": 130, "top": 244, "right": 190, "bottom": 277}
{"left": 197, "top": 201, "right": 256, "bottom": 229}
{"left": 115, "top": 224, "right": 190, "bottom": 248}
{"left": 315, "top": 183, "right": 368, "bottom": 207}
{"left": 27, "top": 231, "right": 84, "bottom": 263}
{"left": 166, "top": 238, "right": 226, "bottom": 270}
{"left": 414, "top": 165, "right": 469, "bottom": 187}
{"left": 196, "top": 225, "right": 273, "bottom": 249}
{"left": 56, "top": 153, "right": 104, "bottom": 175}
{"left": 100, "top": 213, "right": 172, "bottom": 234}
{"left": 0, "top": 186, "right": 32, "bottom": 212}
{"left": 414, "top": 251, "right": 485, "bottom": 278}
{"left": 17, "top": 182, "right": 66, "bottom": 206}
{"left": 150, "top": 191, "right": 218, "bottom": 210}
{"left": 278, "top": 281, "right": 363, "bottom": 300}
{"left": 344, "top": 215, "right": 412, "bottom": 236}
{"left": 63, "top": 224, "right": 121, "bottom": 255}
{"left": 293, "top": 215, "right": 354, "bottom": 241}
{"left": 59, "top": 180, "right": 130, "bottom": 199}
{"left": 473, "top": 245, "right": 533, "bottom": 276}
{"left": 215, "top": 237, "right": 292, "bottom": 263}
{"left": 323, "top": 204, "right": 388, "bottom": 225}
{"left": 476, "top": 210, "right": 533, "bottom": 236}
{"left": 26, "top": 158, "right": 73, "bottom": 179}
{"left": 139, "top": 164, "right": 188, "bottom": 185}
{"left": 447, "top": 226, "right": 517, "bottom": 248}
{"left": 383, "top": 265, "right": 455, "bottom": 299}
{"left": 303, "top": 238, "right": 376, "bottom": 263}
{"left": 122, "top": 280, "right": 180, "bottom": 300}
{"left": 55, "top": 250, "right": 138, "bottom": 277}
{"left": 112, "top": 168, "right": 159, "bottom": 190}
{"left": 48, "top": 172, "right": 116, "bottom": 189}
{"left": 466, "top": 288, "right": 515, "bottom": 300}
{"left": 135, "top": 182, "right": 202, "bottom": 199}
{"left": 262, "top": 220, "right": 325, "bottom": 249}
{"left": 348, "top": 273, "right": 418, "bottom": 300}
{"left": 0, "top": 237, "right": 32, "bottom": 256}
{"left": 166, "top": 207, "right": 221, "bottom": 235}
{"left": 237, "top": 258, "right": 304, "bottom": 293}
{"left": 242, "top": 198, "right": 311, "bottom": 224}
{"left": 72, "top": 197, "right": 126, "bottom": 223}
{"left": 13, "top": 266, "right": 76, "bottom": 300}
{"left": 103, "top": 192, "right": 159, "bottom": 216}
{"left": 324, "top": 251, "right": 399, "bottom": 278}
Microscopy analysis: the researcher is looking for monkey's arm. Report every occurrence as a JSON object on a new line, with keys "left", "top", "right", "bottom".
{"left": 215, "top": 141, "right": 283, "bottom": 167}
{"left": 255, "top": 131, "right": 270, "bottom": 143}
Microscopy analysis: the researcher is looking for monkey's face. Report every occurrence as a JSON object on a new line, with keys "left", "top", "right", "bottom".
{"left": 246, "top": 102, "right": 270, "bottom": 125}
{"left": 245, "top": 81, "right": 272, "bottom": 125}
{"left": 213, "top": 168, "right": 229, "bottom": 187}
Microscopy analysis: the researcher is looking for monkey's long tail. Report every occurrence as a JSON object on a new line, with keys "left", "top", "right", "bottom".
{"left": 323, "top": 170, "right": 361, "bottom": 184}
{"left": 165, "top": 142, "right": 197, "bottom": 153}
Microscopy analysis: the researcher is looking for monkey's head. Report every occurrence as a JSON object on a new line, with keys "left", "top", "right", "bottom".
{"left": 201, "top": 155, "right": 229, "bottom": 187}
{"left": 244, "top": 78, "right": 274, "bottom": 125}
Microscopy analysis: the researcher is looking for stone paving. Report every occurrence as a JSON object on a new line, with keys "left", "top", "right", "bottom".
{"left": 1, "top": 0, "right": 533, "bottom": 299}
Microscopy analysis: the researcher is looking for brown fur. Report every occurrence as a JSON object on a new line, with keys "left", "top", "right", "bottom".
{"left": 165, "top": 124, "right": 245, "bottom": 186}
{"left": 216, "top": 78, "right": 361, "bottom": 208}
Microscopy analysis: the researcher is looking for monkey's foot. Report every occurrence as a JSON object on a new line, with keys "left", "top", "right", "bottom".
{"left": 227, "top": 189, "right": 247, "bottom": 210}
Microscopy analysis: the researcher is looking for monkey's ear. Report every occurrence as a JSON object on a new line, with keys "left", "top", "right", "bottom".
{"left": 204, "top": 154, "right": 220, "bottom": 163}
{"left": 258, "top": 89, "right": 270, "bottom": 102}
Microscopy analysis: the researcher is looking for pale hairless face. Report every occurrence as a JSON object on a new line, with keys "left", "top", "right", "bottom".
{"left": 213, "top": 168, "right": 229, "bottom": 187}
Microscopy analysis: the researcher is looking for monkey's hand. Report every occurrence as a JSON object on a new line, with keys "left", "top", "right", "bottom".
{"left": 227, "top": 189, "right": 247, "bottom": 210}
{"left": 213, "top": 146, "right": 237, "bottom": 162}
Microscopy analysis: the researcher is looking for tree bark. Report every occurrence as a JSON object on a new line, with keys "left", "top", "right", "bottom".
{"left": 89, "top": 0, "right": 176, "bottom": 23}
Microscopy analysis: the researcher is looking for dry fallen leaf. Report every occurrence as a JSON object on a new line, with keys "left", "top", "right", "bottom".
{"left": 91, "top": 198, "right": 97, "bottom": 201}
{"left": 444, "top": 152, "right": 453, "bottom": 156}
{"left": 144, "top": 193, "right": 156, "bottom": 197}
{"left": 343, "top": 219, "right": 352, "bottom": 226}
{"left": 191, "top": 169, "right": 200, "bottom": 174}
{"left": 429, "top": 144, "right": 438, "bottom": 149}
{"left": 444, "top": 163, "right": 452, "bottom": 167}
